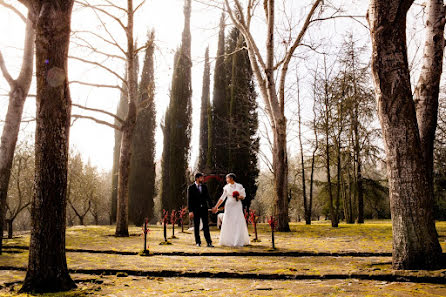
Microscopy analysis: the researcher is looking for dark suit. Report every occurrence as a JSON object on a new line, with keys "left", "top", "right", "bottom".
{"left": 187, "top": 183, "right": 212, "bottom": 245}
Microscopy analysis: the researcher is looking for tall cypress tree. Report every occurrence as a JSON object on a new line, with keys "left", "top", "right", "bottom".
{"left": 198, "top": 47, "right": 211, "bottom": 171}
{"left": 206, "top": 25, "right": 259, "bottom": 207}
{"left": 161, "top": 0, "right": 192, "bottom": 211}
{"left": 212, "top": 14, "right": 230, "bottom": 173}
{"left": 129, "top": 31, "right": 156, "bottom": 225}
{"left": 226, "top": 27, "right": 259, "bottom": 210}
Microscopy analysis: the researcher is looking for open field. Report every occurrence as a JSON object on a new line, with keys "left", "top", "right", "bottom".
{"left": 1, "top": 221, "right": 445, "bottom": 296}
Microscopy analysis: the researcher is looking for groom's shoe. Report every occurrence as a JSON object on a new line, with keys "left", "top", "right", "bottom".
{"left": 207, "top": 243, "right": 214, "bottom": 248}
{"left": 196, "top": 243, "right": 201, "bottom": 247}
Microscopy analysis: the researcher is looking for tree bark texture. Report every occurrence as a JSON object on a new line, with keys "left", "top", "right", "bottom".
{"left": 21, "top": 1, "right": 76, "bottom": 292}
{"left": 368, "top": 0, "right": 443, "bottom": 269}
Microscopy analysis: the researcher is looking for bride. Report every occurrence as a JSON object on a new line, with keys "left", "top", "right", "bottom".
{"left": 212, "top": 173, "right": 250, "bottom": 247}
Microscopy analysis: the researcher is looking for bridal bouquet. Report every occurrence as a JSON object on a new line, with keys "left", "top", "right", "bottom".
{"left": 232, "top": 191, "right": 240, "bottom": 200}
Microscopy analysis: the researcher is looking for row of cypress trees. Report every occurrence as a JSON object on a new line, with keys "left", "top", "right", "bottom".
{"left": 111, "top": 8, "right": 260, "bottom": 221}
{"left": 197, "top": 15, "right": 260, "bottom": 208}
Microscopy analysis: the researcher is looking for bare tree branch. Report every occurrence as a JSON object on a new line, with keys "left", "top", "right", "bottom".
{"left": 100, "top": 0, "right": 128, "bottom": 13}
{"left": 0, "top": 0, "right": 26, "bottom": 22}
{"left": 71, "top": 38, "right": 126, "bottom": 61}
{"left": 71, "top": 114, "right": 121, "bottom": 130}
{"left": 133, "top": 0, "right": 145, "bottom": 13}
{"left": 72, "top": 103, "right": 124, "bottom": 123}
{"left": 69, "top": 56, "right": 126, "bottom": 83}
{"left": 76, "top": 0, "right": 127, "bottom": 31}
{"left": 70, "top": 80, "right": 123, "bottom": 92}
{"left": 277, "top": 0, "right": 323, "bottom": 109}
{"left": 72, "top": 30, "right": 126, "bottom": 55}
{"left": 0, "top": 51, "right": 15, "bottom": 87}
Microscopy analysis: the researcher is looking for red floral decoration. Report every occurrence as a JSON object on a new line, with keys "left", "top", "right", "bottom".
{"left": 232, "top": 191, "right": 240, "bottom": 199}
{"left": 249, "top": 210, "right": 259, "bottom": 224}
{"left": 179, "top": 207, "right": 187, "bottom": 222}
{"left": 142, "top": 218, "right": 150, "bottom": 235}
{"left": 170, "top": 210, "right": 178, "bottom": 225}
{"left": 268, "top": 216, "right": 277, "bottom": 231}
{"left": 162, "top": 209, "right": 169, "bottom": 224}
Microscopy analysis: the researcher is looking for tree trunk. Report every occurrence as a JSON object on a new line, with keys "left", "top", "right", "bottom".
{"left": 272, "top": 119, "right": 290, "bottom": 231}
{"left": 308, "top": 150, "right": 316, "bottom": 225}
{"left": 356, "top": 151, "right": 364, "bottom": 223}
{"left": 335, "top": 139, "right": 341, "bottom": 227}
{"left": 368, "top": 0, "right": 442, "bottom": 269}
{"left": 110, "top": 82, "right": 128, "bottom": 225}
{"left": 115, "top": 0, "right": 138, "bottom": 237}
{"left": 414, "top": 0, "right": 446, "bottom": 219}
{"left": 308, "top": 105, "right": 318, "bottom": 226}
{"left": 20, "top": 1, "right": 76, "bottom": 292}
{"left": 7, "top": 219, "right": 12, "bottom": 239}
{"left": 0, "top": 92, "right": 27, "bottom": 253}
{"left": 0, "top": 11, "right": 35, "bottom": 255}
{"left": 110, "top": 131, "right": 121, "bottom": 224}
{"left": 353, "top": 104, "right": 364, "bottom": 223}
{"left": 115, "top": 117, "right": 136, "bottom": 237}
{"left": 297, "top": 86, "right": 309, "bottom": 225}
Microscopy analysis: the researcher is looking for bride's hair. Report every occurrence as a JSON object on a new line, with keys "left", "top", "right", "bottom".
{"left": 226, "top": 173, "right": 236, "bottom": 180}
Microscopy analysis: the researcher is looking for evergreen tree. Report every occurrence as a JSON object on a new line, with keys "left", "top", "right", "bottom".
{"left": 198, "top": 47, "right": 211, "bottom": 171}
{"left": 129, "top": 31, "right": 156, "bottom": 225}
{"left": 212, "top": 14, "right": 230, "bottom": 173}
{"left": 205, "top": 25, "right": 259, "bottom": 207}
{"left": 161, "top": 0, "right": 192, "bottom": 211}
{"left": 225, "top": 27, "right": 259, "bottom": 210}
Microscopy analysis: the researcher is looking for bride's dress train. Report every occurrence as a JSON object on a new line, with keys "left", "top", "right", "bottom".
{"left": 218, "top": 183, "right": 250, "bottom": 247}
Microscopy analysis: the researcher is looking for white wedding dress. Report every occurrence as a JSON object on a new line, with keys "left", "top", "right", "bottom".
{"left": 218, "top": 183, "right": 250, "bottom": 247}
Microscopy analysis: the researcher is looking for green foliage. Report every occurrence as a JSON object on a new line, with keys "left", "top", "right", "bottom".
{"left": 210, "top": 14, "right": 229, "bottom": 174}
{"left": 312, "top": 33, "right": 383, "bottom": 224}
{"left": 67, "top": 151, "right": 111, "bottom": 226}
{"left": 129, "top": 31, "right": 157, "bottom": 226}
{"left": 201, "top": 19, "right": 260, "bottom": 209}
{"left": 161, "top": 1, "right": 192, "bottom": 211}
{"left": 224, "top": 27, "right": 259, "bottom": 209}
{"left": 198, "top": 47, "right": 211, "bottom": 171}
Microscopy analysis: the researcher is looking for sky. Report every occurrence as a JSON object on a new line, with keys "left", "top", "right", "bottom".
{"left": 0, "top": 0, "right": 423, "bottom": 172}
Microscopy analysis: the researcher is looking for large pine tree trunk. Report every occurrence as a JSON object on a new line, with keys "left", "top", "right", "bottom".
{"left": 0, "top": 11, "right": 35, "bottom": 255}
{"left": 20, "top": 1, "right": 76, "bottom": 292}
{"left": 368, "top": 0, "right": 442, "bottom": 269}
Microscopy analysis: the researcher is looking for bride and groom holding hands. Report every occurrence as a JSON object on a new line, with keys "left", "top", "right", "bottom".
{"left": 187, "top": 172, "right": 250, "bottom": 247}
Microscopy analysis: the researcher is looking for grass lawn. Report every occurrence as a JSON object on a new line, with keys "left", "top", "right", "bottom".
{"left": 1, "top": 220, "right": 445, "bottom": 296}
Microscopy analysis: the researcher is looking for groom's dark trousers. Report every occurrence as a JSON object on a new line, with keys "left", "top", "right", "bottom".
{"left": 187, "top": 183, "right": 212, "bottom": 245}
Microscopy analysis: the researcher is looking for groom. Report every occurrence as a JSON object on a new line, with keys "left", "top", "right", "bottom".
{"left": 187, "top": 172, "right": 214, "bottom": 247}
